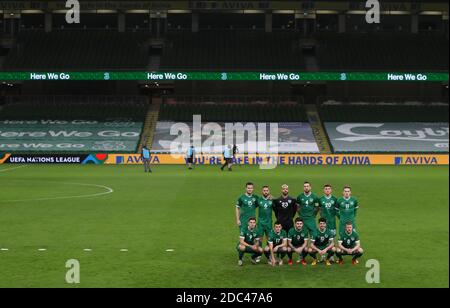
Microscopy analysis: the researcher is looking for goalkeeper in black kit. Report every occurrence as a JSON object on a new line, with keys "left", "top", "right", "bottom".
{"left": 273, "top": 184, "right": 298, "bottom": 232}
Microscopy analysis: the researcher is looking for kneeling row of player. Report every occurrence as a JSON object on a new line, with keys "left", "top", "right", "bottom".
{"left": 237, "top": 217, "right": 364, "bottom": 266}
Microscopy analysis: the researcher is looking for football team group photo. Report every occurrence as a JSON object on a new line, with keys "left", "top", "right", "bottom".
{"left": 236, "top": 182, "right": 363, "bottom": 267}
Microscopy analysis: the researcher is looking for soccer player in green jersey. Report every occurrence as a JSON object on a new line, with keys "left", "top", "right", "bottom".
{"left": 237, "top": 217, "right": 263, "bottom": 266}
{"left": 287, "top": 218, "right": 309, "bottom": 266}
{"left": 257, "top": 185, "right": 273, "bottom": 242}
{"left": 319, "top": 184, "right": 338, "bottom": 237}
{"left": 264, "top": 222, "right": 288, "bottom": 266}
{"left": 335, "top": 186, "right": 359, "bottom": 234}
{"left": 336, "top": 222, "right": 364, "bottom": 265}
{"left": 235, "top": 182, "right": 259, "bottom": 231}
{"left": 310, "top": 218, "right": 336, "bottom": 266}
{"left": 296, "top": 182, "right": 320, "bottom": 236}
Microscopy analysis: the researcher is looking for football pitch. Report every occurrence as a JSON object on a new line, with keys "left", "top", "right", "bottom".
{"left": 0, "top": 164, "right": 448, "bottom": 288}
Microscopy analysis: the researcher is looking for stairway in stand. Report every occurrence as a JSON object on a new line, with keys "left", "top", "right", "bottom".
{"left": 137, "top": 97, "right": 162, "bottom": 153}
{"left": 305, "top": 104, "right": 332, "bottom": 154}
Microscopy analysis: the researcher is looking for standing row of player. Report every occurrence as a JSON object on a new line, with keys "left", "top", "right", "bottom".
{"left": 235, "top": 182, "right": 363, "bottom": 266}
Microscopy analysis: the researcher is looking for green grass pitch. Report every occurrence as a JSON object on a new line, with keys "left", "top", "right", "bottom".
{"left": 0, "top": 164, "right": 448, "bottom": 288}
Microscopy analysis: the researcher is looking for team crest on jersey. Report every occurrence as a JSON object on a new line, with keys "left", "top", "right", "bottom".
{"left": 351, "top": 237, "right": 355, "bottom": 241}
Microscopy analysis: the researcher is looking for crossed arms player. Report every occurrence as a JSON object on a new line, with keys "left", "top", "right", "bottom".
{"left": 235, "top": 182, "right": 259, "bottom": 231}
{"left": 297, "top": 182, "right": 320, "bottom": 236}
{"left": 257, "top": 185, "right": 273, "bottom": 243}
{"left": 336, "top": 186, "right": 359, "bottom": 232}
{"left": 318, "top": 184, "right": 338, "bottom": 237}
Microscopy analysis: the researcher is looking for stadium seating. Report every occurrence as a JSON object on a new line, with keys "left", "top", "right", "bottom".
{"left": 160, "top": 30, "right": 307, "bottom": 70}
{"left": 0, "top": 96, "right": 149, "bottom": 120}
{"left": 2, "top": 31, "right": 150, "bottom": 70}
{"left": 158, "top": 97, "right": 308, "bottom": 122}
{"left": 316, "top": 34, "right": 449, "bottom": 71}
{"left": 0, "top": 96, "right": 149, "bottom": 153}
{"left": 152, "top": 97, "right": 319, "bottom": 154}
{"left": 319, "top": 100, "right": 449, "bottom": 122}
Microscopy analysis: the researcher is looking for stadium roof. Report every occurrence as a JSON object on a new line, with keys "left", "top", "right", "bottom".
{"left": 1, "top": 0, "right": 448, "bottom": 12}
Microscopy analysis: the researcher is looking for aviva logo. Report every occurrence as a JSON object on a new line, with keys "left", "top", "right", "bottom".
{"left": 395, "top": 156, "right": 439, "bottom": 165}
{"left": 115, "top": 155, "right": 160, "bottom": 164}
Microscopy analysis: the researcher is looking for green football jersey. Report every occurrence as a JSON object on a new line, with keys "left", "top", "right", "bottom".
{"left": 239, "top": 227, "right": 259, "bottom": 245}
{"left": 297, "top": 193, "right": 320, "bottom": 219}
{"left": 319, "top": 195, "right": 338, "bottom": 225}
{"left": 336, "top": 197, "right": 359, "bottom": 224}
{"left": 257, "top": 197, "right": 273, "bottom": 225}
{"left": 236, "top": 194, "right": 259, "bottom": 223}
{"left": 288, "top": 227, "right": 309, "bottom": 247}
{"left": 312, "top": 228, "right": 334, "bottom": 248}
{"left": 268, "top": 229, "right": 287, "bottom": 246}
{"left": 340, "top": 230, "right": 360, "bottom": 249}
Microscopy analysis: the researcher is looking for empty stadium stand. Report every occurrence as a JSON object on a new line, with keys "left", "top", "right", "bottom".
{"left": 2, "top": 30, "right": 448, "bottom": 72}
{"left": 320, "top": 99, "right": 449, "bottom": 153}
{"left": 160, "top": 31, "right": 307, "bottom": 70}
{"left": 151, "top": 96, "right": 320, "bottom": 154}
{"left": 159, "top": 96, "right": 308, "bottom": 122}
{"left": 316, "top": 34, "right": 449, "bottom": 71}
{"left": 1, "top": 95, "right": 148, "bottom": 120}
{"left": 2, "top": 31, "right": 150, "bottom": 70}
{"left": 319, "top": 100, "right": 449, "bottom": 122}
{"left": 0, "top": 96, "right": 149, "bottom": 153}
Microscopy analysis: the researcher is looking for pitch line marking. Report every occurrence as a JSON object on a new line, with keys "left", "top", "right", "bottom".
{"left": 0, "top": 182, "right": 114, "bottom": 203}
{"left": 166, "top": 249, "right": 175, "bottom": 252}
{"left": 0, "top": 165, "right": 27, "bottom": 173}
{"left": 0, "top": 248, "right": 9, "bottom": 251}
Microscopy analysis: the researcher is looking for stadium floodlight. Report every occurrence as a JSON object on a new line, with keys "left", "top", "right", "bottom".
{"left": 419, "top": 11, "right": 443, "bottom": 15}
